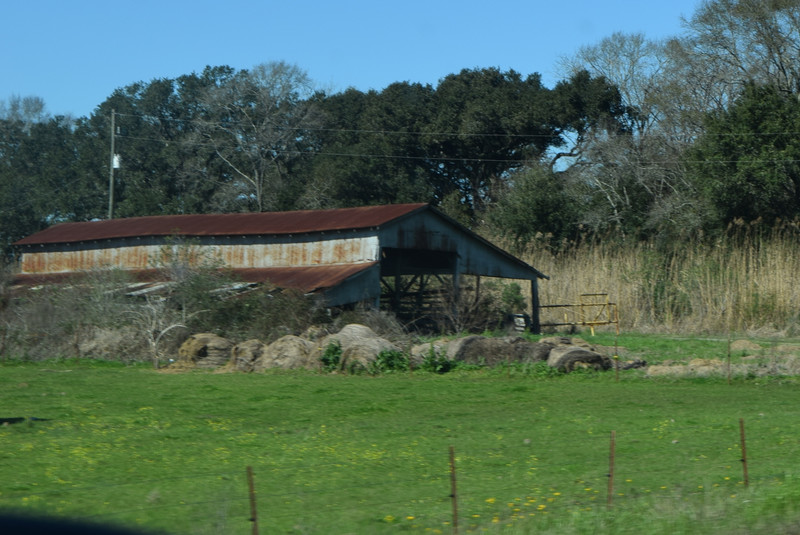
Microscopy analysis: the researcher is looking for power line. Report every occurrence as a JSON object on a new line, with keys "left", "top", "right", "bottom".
{"left": 112, "top": 111, "right": 561, "bottom": 139}
{"left": 110, "top": 132, "right": 800, "bottom": 167}
{"left": 112, "top": 110, "right": 800, "bottom": 139}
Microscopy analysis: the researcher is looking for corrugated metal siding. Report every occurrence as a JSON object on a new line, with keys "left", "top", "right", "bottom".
{"left": 12, "top": 264, "right": 379, "bottom": 297}
{"left": 378, "top": 209, "right": 547, "bottom": 280}
{"left": 20, "top": 245, "right": 159, "bottom": 273}
{"left": 19, "top": 236, "right": 380, "bottom": 275}
{"left": 216, "top": 236, "right": 379, "bottom": 269}
{"left": 235, "top": 263, "right": 378, "bottom": 294}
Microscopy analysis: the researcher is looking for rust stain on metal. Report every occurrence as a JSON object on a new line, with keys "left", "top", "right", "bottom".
{"left": 19, "top": 238, "right": 380, "bottom": 276}
{"left": 19, "top": 246, "right": 160, "bottom": 274}
{"left": 13, "top": 263, "right": 378, "bottom": 294}
{"left": 234, "top": 263, "right": 378, "bottom": 292}
{"left": 14, "top": 204, "right": 427, "bottom": 246}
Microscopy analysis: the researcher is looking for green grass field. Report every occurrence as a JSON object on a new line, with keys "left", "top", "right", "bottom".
{"left": 2, "top": 334, "right": 800, "bottom": 534}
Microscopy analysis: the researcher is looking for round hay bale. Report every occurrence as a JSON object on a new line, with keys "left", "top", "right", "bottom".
{"left": 447, "top": 336, "right": 552, "bottom": 367}
{"left": 646, "top": 365, "right": 686, "bottom": 377}
{"left": 503, "top": 337, "right": 553, "bottom": 363}
{"left": 539, "top": 336, "right": 593, "bottom": 349}
{"left": 177, "top": 333, "right": 234, "bottom": 369}
{"left": 445, "top": 335, "right": 484, "bottom": 361}
{"left": 319, "top": 324, "right": 380, "bottom": 351}
{"left": 775, "top": 344, "right": 800, "bottom": 355}
{"left": 687, "top": 358, "right": 725, "bottom": 376}
{"left": 255, "top": 335, "right": 315, "bottom": 371}
{"left": 411, "top": 340, "right": 450, "bottom": 366}
{"left": 301, "top": 325, "right": 329, "bottom": 341}
{"left": 340, "top": 337, "right": 401, "bottom": 373}
{"left": 547, "top": 346, "right": 611, "bottom": 372}
{"left": 230, "top": 339, "right": 266, "bottom": 372}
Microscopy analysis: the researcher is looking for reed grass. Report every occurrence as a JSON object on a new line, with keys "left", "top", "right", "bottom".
{"left": 513, "top": 223, "right": 800, "bottom": 336}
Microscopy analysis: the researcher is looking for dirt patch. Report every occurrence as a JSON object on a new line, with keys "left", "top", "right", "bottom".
{"left": 730, "top": 340, "right": 762, "bottom": 353}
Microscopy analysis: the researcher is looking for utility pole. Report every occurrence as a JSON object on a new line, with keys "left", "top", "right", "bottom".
{"left": 107, "top": 109, "right": 116, "bottom": 219}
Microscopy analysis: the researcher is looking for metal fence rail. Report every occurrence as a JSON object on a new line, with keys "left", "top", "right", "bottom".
{"left": 540, "top": 293, "right": 619, "bottom": 335}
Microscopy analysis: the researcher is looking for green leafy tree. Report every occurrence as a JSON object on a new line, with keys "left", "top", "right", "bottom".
{"left": 310, "top": 83, "right": 435, "bottom": 208}
{"left": 488, "top": 164, "right": 581, "bottom": 249}
{"left": 426, "top": 68, "right": 630, "bottom": 223}
{"left": 75, "top": 66, "right": 237, "bottom": 219}
{"left": 0, "top": 114, "right": 88, "bottom": 256}
{"left": 550, "top": 69, "right": 632, "bottom": 165}
{"left": 426, "top": 68, "right": 561, "bottom": 213}
{"left": 690, "top": 83, "right": 800, "bottom": 225}
{"left": 0, "top": 118, "right": 42, "bottom": 255}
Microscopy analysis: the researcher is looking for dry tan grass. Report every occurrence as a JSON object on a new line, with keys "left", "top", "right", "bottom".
{"left": 496, "top": 224, "right": 800, "bottom": 336}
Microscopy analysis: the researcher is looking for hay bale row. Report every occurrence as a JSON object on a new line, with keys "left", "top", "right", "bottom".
{"left": 174, "top": 325, "right": 613, "bottom": 373}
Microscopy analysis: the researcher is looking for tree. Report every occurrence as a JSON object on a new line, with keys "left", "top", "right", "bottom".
{"left": 0, "top": 115, "right": 87, "bottom": 256}
{"left": 196, "top": 61, "right": 322, "bottom": 212}
{"left": 488, "top": 164, "right": 581, "bottom": 249}
{"left": 559, "top": 130, "right": 705, "bottom": 240}
{"left": 662, "top": 0, "right": 800, "bottom": 135}
{"left": 424, "top": 67, "right": 631, "bottom": 222}
{"left": 560, "top": 33, "right": 670, "bottom": 136}
{"left": 310, "top": 83, "right": 436, "bottom": 208}
{"left": 689, "top": 83, "right": 800, "bottom": 225}
{"left": 426, "top": 68, "right": 561, "bottom": 213}
{"left": 0, "top": 118, "right": 40, "bottom": 255}
{"left": 0, "top": 95, "right": 49, "bottom": 133}
{"left": 72, "top": 66, "right": 242, "bottom": 220}
{"left": 558, "top": 34, "right": 705, "bottom": 239}
{"left": 549, "top": 69, "right": 633, "bottom": 167}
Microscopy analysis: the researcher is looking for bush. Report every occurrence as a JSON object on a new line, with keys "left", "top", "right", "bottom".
{"left": 368, "top": 350, "right": 410, "bottom": 374}
{"left": 420, "top": 346, "right": 455, "bottom": 374}
{"left": 320, "top": 341, "right": 342, "bottom": 372}
{"left": 526, "top": 360, "right": 564, "bottom": 378}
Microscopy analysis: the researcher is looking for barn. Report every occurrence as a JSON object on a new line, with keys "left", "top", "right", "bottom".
{"left": 13, "top": 203, "right": 547, "bottom": 332}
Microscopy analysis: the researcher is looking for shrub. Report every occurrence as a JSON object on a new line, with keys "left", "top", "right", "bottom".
{"left": 320, "top": 341, "right": 342, "bottom": 372}
{"left": 420, "top": 346, "right": 455, "bottom": 374}
{"left": 368, "top": 350, "right": 409, "bottom": 374}
{"left": 526, "top": 360, "right": 564, "bottom": 378}
{"left": 500, "top": 282, "right": 526, "bottom": 314}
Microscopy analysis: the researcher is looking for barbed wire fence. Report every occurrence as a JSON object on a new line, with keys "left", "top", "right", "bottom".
{"left": 1, "top": 416, "right": 795, "bottom": 534}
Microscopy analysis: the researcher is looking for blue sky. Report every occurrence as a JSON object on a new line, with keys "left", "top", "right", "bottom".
{"left": 2, "top": 0, "right": 701, "bottom": 118}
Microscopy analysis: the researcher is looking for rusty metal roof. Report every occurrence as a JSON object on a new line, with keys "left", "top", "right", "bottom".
{"left": 233, "top": 264, "right": 377, "bottom": 293}
{"left": 14, "top": 204, "right": 429, "bottom": 246}
{"left": 12, "top": 263, "right": 377, "bottom": 294}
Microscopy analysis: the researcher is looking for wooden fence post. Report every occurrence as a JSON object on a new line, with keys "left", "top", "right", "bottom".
{"left": 727, "top": 334, "right": 732, "bottom": 385}
{"left": 607, "top": 430, "right": 616, "bottom": 508}
{"left": 449, "top": 445, "right": 459, "bottom": 535}
{"left": 614, "top": 329, "right": 620, "bottom": 383}
{"left": 247, "top": 465, "right": 259, "bottom": 535}
{"left": 739, "top": 418, "right": 749, "bottom": 487}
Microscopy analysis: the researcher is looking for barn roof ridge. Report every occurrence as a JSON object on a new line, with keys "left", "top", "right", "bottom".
{"left": 14, "top": 203, "right": 430, "bottom": 246}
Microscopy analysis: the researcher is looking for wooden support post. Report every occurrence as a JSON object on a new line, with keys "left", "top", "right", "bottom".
{"left": 530, "top": 279, "right": 541, "bottom": 334}
{"left": 607, "top": 431, "right": 616, "bottom": 508}
{"left": 739, "top": 418, "right": 749, "bottom": 487}
{"left": 727, "top": 333, "right": 732, "bottom": 385}
{"left": 449, "top": 445, "right": 459, "bottom": 535}
{"left": 452, "top": 263, "right": 461, "bottom": 328}
{"left": 247, "top": 465, "right": 259, "bottom": 535}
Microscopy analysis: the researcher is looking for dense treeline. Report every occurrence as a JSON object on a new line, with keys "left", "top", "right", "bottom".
{"left": 3, "top": 0, "right": 800, "bottom": 259}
